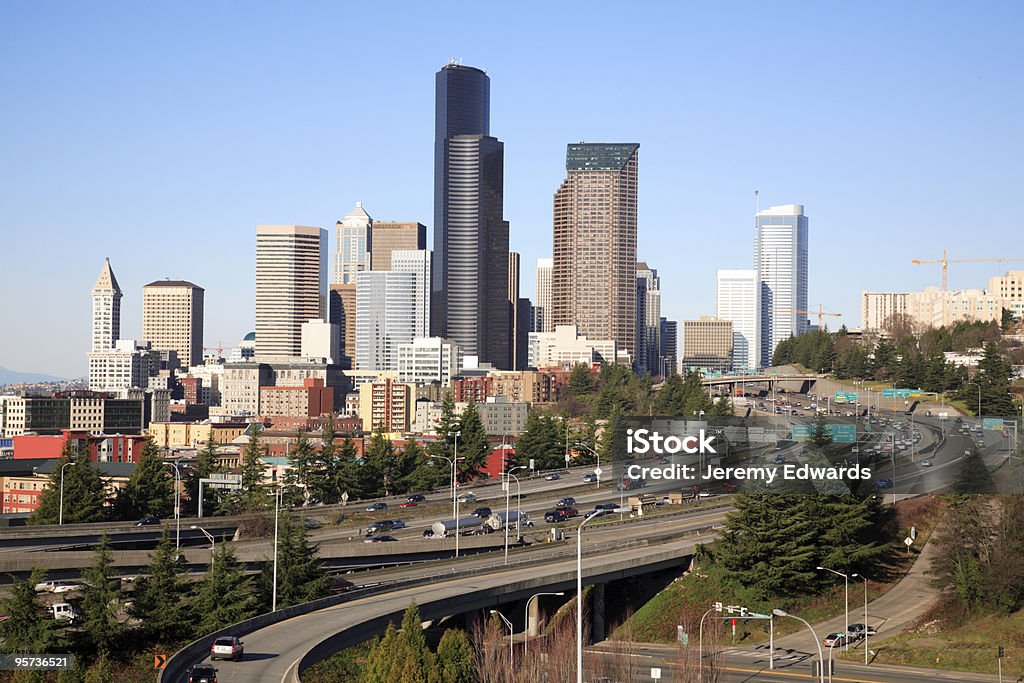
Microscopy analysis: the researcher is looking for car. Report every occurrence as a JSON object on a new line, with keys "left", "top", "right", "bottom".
{"left": 658, "top": 457, "right": 671, "bottom": 464}
{"left": 592, "top": 502, "right": 619, "bottom": 516}
{"left": 472, "top": 507, "right": 492, "bottom": 518}
{"left": 50, "top": 583, "right": 79, "bottom": 594}
{"left": 188, "top": 664, "right": 218, "bottom": 683}
{"left": 134, "top": 516, "right": 160, "bottom": 526}
{"left": 399, "top": 501, "right": 419, "bottom": 508}
{"left": 558, "top": 497, "right": 576, "bottom": 507}
{"left": 847, "top": 623, "right": 877, "bottom": 637}
{"left": 364, "top": 535, "right": 397, "bottom": 543}
{"left": 875, "top": 478, "right": 892, "bottom": 488}
{"left": 33, "top": 581, "right": 57, "bottom": 593}
{"left": 365, "top": 502, "right": 388, "bottom": 512}
{"left": 545, "top": 508, "right": 578, "bottom": 523}
{"left": 921, "top": 459, "right": 933, "bottom": 467}
{"left": 823, "top": 632, "right": 849, "bottom": 647}
{"left": 405, "top": 494, "right": 426, "bottom": 503}
{"left": 329, "top": 576, "right": 355, "bottom": 593}
{"left": 722, "top": 484, "right": 738, "bottom": 493}
{"left": 366, "top": 520, "right": 395, "bottom": 534}
{"left": 422, "top": 529, "right": 435, "bottom": 538}
{"left": 457, "top": 492, "right": 477, "bottom": 504}
{"left": 544, "top": 473, "right": 561, "bottom": 481}
{"left": 964, "top": 450, "right": 972, "bottom": 456}
{"left": 390, "top": 519, "right": 406, "bottom": 529}
{"left": 210, "top": 635, "right": 244, "bottom": 661}
{"left": 583, "top": 473, "right": 598, "bottom": 483}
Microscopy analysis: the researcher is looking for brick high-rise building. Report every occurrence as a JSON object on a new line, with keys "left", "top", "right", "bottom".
{"left": 142, "top": 279, "right": 204, "bottom": 368}
{"left": 552, "top": 143, "right": 639, "bottom": 360}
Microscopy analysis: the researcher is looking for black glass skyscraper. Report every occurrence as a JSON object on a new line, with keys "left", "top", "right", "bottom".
{"left": 432, "top": 62, "right": 511, "bottom": 369}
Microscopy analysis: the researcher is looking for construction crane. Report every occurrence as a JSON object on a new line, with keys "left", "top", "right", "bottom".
{"left": 911, "top": 249, "right": 1024, "bottom": 291}
{"left": 773, "top": 305, "right": 842, "bottom": 330}
{"left": 203, "top": 341, "right": 225, "bottom": 357}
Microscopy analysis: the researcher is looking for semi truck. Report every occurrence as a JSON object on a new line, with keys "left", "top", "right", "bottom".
{"left": 430, "top": 516, "right": 488, "bottom": 538}
{"left": 484, "top": 511, "right": 534, "bottom": 531}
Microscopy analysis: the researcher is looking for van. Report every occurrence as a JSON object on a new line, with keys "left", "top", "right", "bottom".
{"left": 50, "top": 603, "right": 78, "bottom": 623}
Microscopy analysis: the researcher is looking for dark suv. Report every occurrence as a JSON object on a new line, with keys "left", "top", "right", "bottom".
{"left": 189, "top": 664, "right": 218, "bottom": 683}
{"left": 472, "top": 507, "right": 492, "bottom": 518}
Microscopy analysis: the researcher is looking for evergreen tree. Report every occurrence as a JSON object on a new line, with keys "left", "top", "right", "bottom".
{"left": 953, "top": 446, "right": 995, "bottom": 494}
{"left": 185, "top": 433, "right": 223, "bottom": 517}
{"left": 112, "top": 438, "right": 173, "bottom": 521}
{"left": 516, "top": 412, "right": 564, "bottom": 470}
{"left": 308, "top": 417, "right": 341, "bottom": 504}
{"left": 436, "top": 628, "right": 476, "bottom": 683}
{"left": 255, "top": 513, "right": 330, "bottom": 611}
{"left": 396, "top": 439, "right": 433, "bottom": 493}
{"left": 456, "top": 400, "right": 490, "bottom": 479}
{"left": 975, "top": 342, "right": 1015, "bottom": 416}
{"left": 361, "top": 623, "right": 401, "bottom": 682}
{"left": 395, "top": 602, "right": 437, "bottom": 682}
{"left": 128, "top": 527, "right": 193, "bottom": 644}
{"left": 31, "top": 439, "right": 108, "bottom": 525}
{"left": 82, "top": 655, "right": 113, "bottom": 683}
{"left": 568, "top": 363, "right": 595, "bottom": 397}
{"left": 237, "top": 425, "right": 269, "bottom": 511}
{"left": 0, "top": 568, "right": 57, "bottom": 653}
{"left": 77, "top": 535, "right": 122, "bottom": 656}
{"left": 192, "top": 543, "right": 256, "bottom": 635}
{"left": 809, "top": 414, "right": 833, "bottom": 449}
{"left": 335, "top": 436, "right": 366, "bottom": 500}
{"left": 283, "top": 432, "right": 317, "bottom": 506}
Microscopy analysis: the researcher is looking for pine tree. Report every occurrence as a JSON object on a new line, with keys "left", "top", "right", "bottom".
{"left": 362, "top": 429, "right": 401, "bottom": 497}
{"left": 186, "top": 433, "right": 223, "bottom": 516}
{"left": 0, "top": 568, "right": 57, "bottom": 652}
{"left": 307, "top": 417, "right": 341, "bottom": 504}
{"left": 77, "top": 535, "right": 122, "bottom": 656}
{"left": 456, "top": 400, "right": 490, "bottom": 479}
{"left": 975, "top": 342, "right": 1015, "bottom": 416}
{"left": 953, "top": 445, "right": 995, "bottom": 494}
{"left": 361, "top": 623, "right": 401, "bottom": 682}
{"left": 128, "top": 527, "right": 193, "bottom": 644}
{"left": 255, "top": 513, "right": 330, "bottom": 611}
{"left": 396, "top": 602, "right": 437, "bottom": 682}
{"left": 31, "top": 439, "right": 108, "bottom": 525}
{"left": 192, "top": 543, "right": 256, "bottom": 634}
{"left": 112, "top": 438, "right": 173, "bottom": 521}
{"left": 82, "top": 655, "right": 113, "bottom": 683}
{"left": 436, "top": 628, "right": 476, "bottom": 683}
{"left": 335, "top": 436, "right": 367, "bottom": 500}
{"left": 516, "top": 412, "right": 564, "bottom": 470}
{"left": 810, "top": 414, "right": 833, "bottom": 449}
{"left": 237, "top": 425, "right": 269, "bottom": 511}
{"left": 283, "top": 432, "right": 317, "bottom": 506}
{"left": 568, "top": 363, "right": 595, "bottom": 397}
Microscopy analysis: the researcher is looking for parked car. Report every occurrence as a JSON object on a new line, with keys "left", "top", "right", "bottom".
{"left": 583, "top": 473, "right": 598, "bottom": 483}
{"left": 405, "top": 494, "right": 426, "bottom": 503}
{"left": 364, "top": 535, "right": 397, "bottom": 543}
{"left": 457, "top": 492, "right": 477, "bottom": 504}
{"left": 188, "top": 664, "right": 218, "bottom": 683}
{"left": 134, "top": 516, "right": 160, "bottom": 526}
{"left": 365, "top": 502, "right": 388, "bottom": 512}
{"left": 210, "top": 636, "right": 244, "bottom": 661}
{"left": 557, "top": 497, "right": 576, "bottom": 507}
{"left": 544, "top": 473, "right": 561, "bottom": 481}
{"left": 823, "top": 632, "right": 848, "bottom": 647}
{"left": 472, "top": 507, "right": 492, "bottom": 518}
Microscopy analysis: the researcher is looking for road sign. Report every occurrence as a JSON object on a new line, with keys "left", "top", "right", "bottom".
{"left": 792, "top": 424, "right": 813, "bottom": 441}
{"left": 904, "top": 537, "right": 913, "bottom": 548}
{"left": 341, "top": 491, "right": 349, "bottom": 505}
{"left": 153, "top": 655, "right": 167, "bottom": 670}
{"left": 882, "top": 388, "right": 896, "bottom": 398}
{"left": 827, "top": 424, "right": 857, "bottom": 443}
{"left": 593, "top": 467, "right": 603, "bottom": 476}
{"left": 983, "top": 418, "right": 1005, "bottom": 430}
{"left": 651, "top": 668, "right": 662, "bottom": 680}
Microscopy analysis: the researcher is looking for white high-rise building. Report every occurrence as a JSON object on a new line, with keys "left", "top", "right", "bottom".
{"left": 334, "top": 202, "right": 372, "bottom": 285}
{"left": 716, "top": 269, "right": 757, "bottom": 372}
{"left": 355, "top": 271, "right": 416, "bottom": 372}
{"left": 535, "top": 257, "right": 553, "bottom": 332}
{"left": 91, "top": 258, "right": 122, "bottom": 352}
{"left": 88, "top": 340, "right": 160, "bottom": 393}
{"left": 391, "top": 249, "right": 432, "bottom": 338}
{"left": 255, "top": 225, "right": 328, "bottom": 359}
{"left": 755, "top": 204, "right": 809, "bottom": 368}
{"left": 300, "top": 319, "right": 341, "bottom": 364}
{"left": 397, "top": 337, "right": 460, "bottom": 387}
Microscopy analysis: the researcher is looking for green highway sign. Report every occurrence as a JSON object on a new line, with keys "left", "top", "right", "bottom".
{"left": 883, "top": 388, "right": 913, "bottom": 398}
{"left": 983, "top": 418, "right": 1005, "bottom": 430}
{"left": 792, "top": 424, "right": 812, "bottom": 441}
{"left": 835, "top": 391, "right": 859, "bottom": 402}
{"left": 882, "top": 389, "right": 896, "bottom": 398}
{"left": 827, "top": 424, "right": 857, "bottom": 443}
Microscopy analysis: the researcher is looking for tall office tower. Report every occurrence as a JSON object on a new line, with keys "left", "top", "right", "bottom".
{"left": 534, "top": 257, "right": 553, "bottom": 332}
{"left": 91, "top": 258, "right": 123, "bottom": 352}
{"left": 508, "top": 252, "right": 525, "bottom": 369}
{"left": 552, "top": 143, "right": 639, "bottom": 360}
{"left": 371, "top": 222, "right": 427, "bottom": 271}
{"left": 635, "top": 262, "right": 661, "bottom": 375}
{"left": 334, "top": 202, "right": 372, "bottom": 285}
{"left": 716, "top": 268, "right": 757, "bottom": 372}
{"left": 659, "top": 318, "right": 678, "bottom": 376}
{"left": 754, "top": 204, "right": 809, "bottom": 367}
{"left": 391, "top": 249, "right": 432, "bottom": 338}
{"left": 142, "top": 280, "right": 204, "bottom": 368}
{"left": 682, "top": 317, "right": 734, "bottom": 372}
{"left": 328, "top": 283, "right": 356, "bottom": 369}
{"left": 255, "top": 225, "right": 328, "bottom": 359}
{"left": 355, "top": 271, "right": 416, "bottom": 372}
{"left": 431, "top": 61, "right": 511, "bottom": 369}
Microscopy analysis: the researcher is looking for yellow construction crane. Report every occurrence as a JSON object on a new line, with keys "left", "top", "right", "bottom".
{"left": 773, "top": 305, "right": 842, "bottom": 330}
{"left": 911, "top": 249, "right": 1024, "bottom": 291}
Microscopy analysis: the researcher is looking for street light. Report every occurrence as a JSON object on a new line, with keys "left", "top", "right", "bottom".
{"left": 773, "top": 609, "right": 824, "bottom": 683}
{"left": 573, "top": 442, "right": 600, "bottom": 488}
{"left": 57, "top": 461, "right": 74, "bottom": 525}
{"left": 817, "top": 566, "right": 850, "bottom": 651}
{"left": 428, "top": 428, "right": 461, "bottom": 558}
{"left": 489, "top": 609, "right": 514, "bottom": 675}
{"left": 272, "top": 485, "right": 282, "bottom": 611}
{"left": 524, "top": 591, "right": 564, "bottom": 659}
{"left": 852, "top": 573, "right": 869, "bottom": 666}
{"left": 966, "top": 381, "right": 982, "bottom": 417}
{"left": 190, "top": 524, "right": 215, "bottom": 552}
{"left": 576, "top": 510, "right": 602, "bottom": 683}
{"left": 504, "top": 465, "right": 527, "bottom": 564}
{"left": 165, "top": 460, "right": 183, "bottom": 552}
{"left": 697, "top": 605, "right": 716, "bottom": 682}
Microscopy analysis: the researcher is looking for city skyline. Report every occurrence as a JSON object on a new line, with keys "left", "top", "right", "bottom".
{"left": 3, "top": 3, "right": 1023, "bottom": 377}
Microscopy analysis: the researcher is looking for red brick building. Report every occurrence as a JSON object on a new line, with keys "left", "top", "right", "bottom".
{"left": 260, "top": 378, "right": 334, "bottom": 419}
{"left": 13, "top": 430, "right": 148, "bottom": 464}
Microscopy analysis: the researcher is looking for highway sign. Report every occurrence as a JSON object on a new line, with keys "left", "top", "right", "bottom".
{"left": 882, "top": 388, "right": 896, "bottom": 398}
{"left": 835, "top": 391, "right": 859, "bottom": 402}
{"left": 792, "top": 424, "right": 813, "bottom": 441}
{"left": 827, "top": 424, "right": 857, "bottom": 443}
{"left": 593, "top": 467, "right": 603, "bottom": 476}
{"left": 885, "top": 388, "right": 913, "bottom": 398}
{"left": 983, "top": 418, "right": 1005, "bottom": 430}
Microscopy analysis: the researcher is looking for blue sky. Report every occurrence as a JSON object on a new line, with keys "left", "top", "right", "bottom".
{"left": 2, "top": 1, "right": 1022, "bottom": 378}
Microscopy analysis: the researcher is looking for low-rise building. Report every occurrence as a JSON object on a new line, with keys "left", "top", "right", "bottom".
{"left": 358, "top": 378, "right": 415, "bottom": 433}
{"left": 260, "top": 378, "right": 334, "bottom": 419}
{"left": 528, "top": 325, "right": 619, "bottom": 369}
{"left": 397, "top": 337, "right": 460, "bottom": 387}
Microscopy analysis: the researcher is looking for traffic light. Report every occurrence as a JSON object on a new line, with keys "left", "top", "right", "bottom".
{"left": 998, "top": 646, "right": 1005, "bottom": 658}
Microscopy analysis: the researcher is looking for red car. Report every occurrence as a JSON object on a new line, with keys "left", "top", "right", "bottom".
{"left": 399, "top": 501, "right": 418, "bottom": 508}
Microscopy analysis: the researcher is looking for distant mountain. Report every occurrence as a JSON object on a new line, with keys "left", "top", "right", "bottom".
{"left": 0, "top": 366, "right": 69, "bottom": 385}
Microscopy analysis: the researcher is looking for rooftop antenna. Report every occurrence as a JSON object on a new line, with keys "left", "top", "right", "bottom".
{"left": 754, "top": 189, "right": 760, "bottom": 215}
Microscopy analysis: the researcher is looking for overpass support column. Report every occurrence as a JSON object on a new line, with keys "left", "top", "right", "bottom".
{"left": 527, "top": 596, "right": 541, "bottom": 637}
{"left": 592, "top": 582, "right": 606, "bottom": 642}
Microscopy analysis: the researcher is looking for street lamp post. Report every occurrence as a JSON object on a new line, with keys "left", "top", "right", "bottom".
{"left": 272, "top": 485, "right": 282, "bottom": 611}
{"left": 576, "top": 510, "right": 601, "bottom": 683}
{"left": 817, "top": 567, "right": 850, "bottom": 651}
{"left": 165, "top": 461, "right": 182, "bottom": 552}
{"left": 504, "top": 465, "right": 527, "bottom": 564}
{"left": 573, "top": 442, "right": 600, "bottom": 488}
{"left": 852, "top": 573, "right": 869, "bottom": 666}
{"left": 489, "top": 609, "right": 514, "bottom": 675}
{"left": 190, "top": 525, "right": 215, "bottom": 553}
{"left": 523, "top": 591, "right": 564, "bottom": 659}
{"left": 57, "top": 461, "right": 74, "bottom": 525}
{"left": 967, "top": 381, "right": 982, "bottom": 417}
{"left": 773, "top": 609, "right": 824, "bottom": 683}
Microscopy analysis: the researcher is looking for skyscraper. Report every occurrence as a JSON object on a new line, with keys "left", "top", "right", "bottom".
{"left": 659, "top": 318, "right": 678, "bottom": 376}
{"left": 636, "top": 262, "right": 661, "bottom": 375}
{"left": 142, "top": 280, "right": 204, "bottom": 368}
{"left": 334, "top": 202, "right": 372, "bottom": 285}
{"left": 391, "top": 249, "right": 432, "bottom": 339}
{"left": 255, "top": 225, "right": 328, "bottom": 359}
{"left": 91, "top": 258, "right": 122, "bottom": 352}
{"left": 328, "top": 283, "right": 356, "bottom": 369}
{"left": 754, "top": 204, "right": 809, "bottom": 367}
{"left": 371, "top": 222, "right": 426, "bottom": 271}
{"left": 552, "top": 143, "right": 639, "bottom": 360}
{"left": 534, "top": 257, "right": 553, "bottom": 332}
{"left": 508, "top": 252, "right": 531, "bottom": 370}
{"left": 432, "top": 62, "right": 511, "bottom": 369}
{"left": 355, "top": 271, "right": 416, "bottom": 372}
{"left": 716, "top": 268, "right": 757, "bottom": 372}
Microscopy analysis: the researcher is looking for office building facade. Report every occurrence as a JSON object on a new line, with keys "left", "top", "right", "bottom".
{"left": 328, "top": 283, "right": 357, "bottom": 369}
{"left": 534, "top": 257, "right": 553, "bottom": 332}
{"left": 636, "top": 262, "right": 661, "bottom": 375}
{"left": 391, "top": 249, "right": 432, "bottom": 339}
{"left": 716, "top": 268, "right": 757, "bottom": 372}
{"left": 91, "top": 258, "right": 122, "bottom": 352}
{"left": 754, "top": 204, "right": 809, "bottom": 367}
{"left": 682, "top": 317, "right": 734, "bottom": 372}
{"left": 371, "top": 222, "right": 427, "bottom": 271}
{"left": 142, "top": 280, "right": 204, "bottom": 368}
{"left": 334, "top": 202, "right": 372, "bottom": 285}
{"left": 355, "top": 271, "right": 417, "bottom": 372}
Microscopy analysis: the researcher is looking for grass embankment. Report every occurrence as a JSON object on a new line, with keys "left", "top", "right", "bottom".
{"left": 612, "top": 495, "right": 944, "bottom": 645}
{"left": 840, "top": 609, "right": 1024, "bottom": 677}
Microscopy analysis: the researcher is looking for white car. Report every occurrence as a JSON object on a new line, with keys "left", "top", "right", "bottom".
{"left": 457, "top": 492, "right": 477, "bottom": 504}
{"left": 50, "top": 583, "right": 79, "bottom": 594}
{"left": 921, "top": 460, "right": 933, "bottom": 467}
